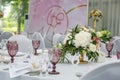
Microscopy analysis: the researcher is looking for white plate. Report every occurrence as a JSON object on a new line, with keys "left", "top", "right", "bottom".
{"left": 0, "top": 50, "right": 25, "bottom": 57}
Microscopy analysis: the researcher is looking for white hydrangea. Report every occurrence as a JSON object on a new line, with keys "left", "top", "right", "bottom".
{"left": 63, "top": 33, "right": 71, "bottom": 44}
{"left": 89, "top": 43, "right": 97, "bottom": 52}
{"left": 73, "top": 31, "right": 91, "bottom": 48}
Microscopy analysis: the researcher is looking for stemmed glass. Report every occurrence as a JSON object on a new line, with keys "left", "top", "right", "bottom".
{"left": 106, "top": 42, "right": 114, "bottom": 58}
{"left": 48, "top": 48, "right": 62, "bottom": 74}
{"left": 6, "top": 41, "right": 18, "bottom": 63}
{"left": 32, "top": 40, "right": 40, "bottom": 55}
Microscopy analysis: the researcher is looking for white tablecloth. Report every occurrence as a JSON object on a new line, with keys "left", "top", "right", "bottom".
{"left": 0, "top": 56, "right": 117, "bottom": 80}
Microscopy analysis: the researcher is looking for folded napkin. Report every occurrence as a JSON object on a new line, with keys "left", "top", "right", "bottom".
{"left": 9, "top": 62, "right": 32, "bottom": 78}
{"left": 9, "top": 54, "right": 41, "bottom": 78}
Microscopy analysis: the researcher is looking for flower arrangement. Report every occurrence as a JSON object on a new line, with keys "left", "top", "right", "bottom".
{"left": 59, "top": 25, "right": 100, "bottom": 63}
{"left": 89, "top": 9, "right": 103, "bottom": 22}
{"left": 89, "top": 9, "right": 103, "bottom": 30}
{"left": 97, "top": 30, "right": 112, "bottom": 43}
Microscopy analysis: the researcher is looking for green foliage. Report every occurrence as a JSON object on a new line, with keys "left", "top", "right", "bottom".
{"left": 1, "top": 0, "right": 29, "bottom": 33}
{"left": 97, "top": 30, "right": 112, "bottom": 43}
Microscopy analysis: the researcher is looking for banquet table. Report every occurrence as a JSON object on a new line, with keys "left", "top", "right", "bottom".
{"left": 0, "top": 56, "right": 118, "bottom": 80}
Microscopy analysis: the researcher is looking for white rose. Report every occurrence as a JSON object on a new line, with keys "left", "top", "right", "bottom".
{"left": 89, "top": 43, "right": 97, "bottom": 52}
{"left": 74, "top": 31, "right": 91, "bottom": 48}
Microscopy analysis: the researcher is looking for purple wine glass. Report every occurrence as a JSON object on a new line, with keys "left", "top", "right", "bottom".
{"left": 6, "top": 41, "right": 18, "bottom": 63}
{"left": 106, "top": 42, "right": 114, "bottom": 58}
{"left": 32, "top": 40, "right": 40, "bottom": 55}
{"left": 48, "top": 48, "right": 62, "bottom": 74}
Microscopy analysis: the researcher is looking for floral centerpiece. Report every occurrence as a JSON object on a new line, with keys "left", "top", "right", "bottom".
{"left": 59, "top": 25, "right": 100, "bottom": 63}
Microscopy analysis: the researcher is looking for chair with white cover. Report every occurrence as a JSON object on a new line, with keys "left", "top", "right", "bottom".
{"left": 53, "top": 33, "right": 65, "bottom": 46}
{"left": 0, "top": 32, "right": 13, "bottom": 42}
{"left": 80, "top": 60, "right": 120, "bottom": 80}
{"left": 8, "top": 35, "right": 33, "bottom": 53}
{"left": 112, "top": 36, "right": 120, "bottom": 55}
{"left": 20, "top": 31, "right": 28, "bottom": 37}
{"left": 53, "top": 33, "right": 61, "bottom": 45}
{"left": 58, "top": 35, "right": 65, "bottom": 43}
{"left": 31, "top": 32, "right": 45, "bottom": 49}
{"left": 99, "top": 42, "right": 108, "bottom": 54}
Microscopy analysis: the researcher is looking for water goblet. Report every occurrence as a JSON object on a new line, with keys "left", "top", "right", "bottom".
{"left": 32, "top": 40, "right": 40, "bottom": 55}
{"left": 106, "top": 42, "right": 114, "bottom": 58}
{"left": 48, "top": 48, "right": 62, "bottom": 74}
{"left": 6, "top": 41, "right": 18, "bottom": 63}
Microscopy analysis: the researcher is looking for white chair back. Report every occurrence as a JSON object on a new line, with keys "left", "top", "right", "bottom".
{"left": 53, "top": 33, "right": 62, "bottom": 45}
{"left": 0, "top": 32, "right": 13, "bottom": 42}
{"left": 8, "top": 35, "right": 33, "bottom": 53}
{"left": 80, "top": 61, "right": 120, "bottom": 80}
{"left": 99, "top": 42, "right": 108, "bottom": 54}
{"left": 112, "top": 38, "right": 120, "bottom": 55}
{"left": 20, "top": 31, "right": 27, "bottom": 37}
{"left": 53, "top": 33, "right": 65, "bottom": 45}
{"left": 32, "top": 32, "right": 45, "bottom": 49}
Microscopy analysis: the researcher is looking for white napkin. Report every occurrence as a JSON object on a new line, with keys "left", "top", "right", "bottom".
{"left": 9, "top": 54, "right": 32, "bottom": 78}
{"left": 9, "top": 62, "right": 32, "bottom": 78}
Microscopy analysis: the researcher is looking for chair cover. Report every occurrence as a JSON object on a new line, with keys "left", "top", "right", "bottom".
{"left": 8, "top": 35, "right": 33, "bottom": 53}
{"left": 31, "top": 32, "right": 45, "bottom": 49}
{"left": 53, "top": 33, "right": 65, "bottom": 45}
{"left": 58, "top": 35, "right": 65, "bottom": 44}
{"left": 80, "top": 61, "right": 120, "bottom": 80}
{"left": 0, "top": 32, "right": 13, "bottom": 42}
{"left": 99, "top": 42, "right": 108, "bottom": 54}
{"left": 20, "top": 31, "right": 27, "bottom": 37}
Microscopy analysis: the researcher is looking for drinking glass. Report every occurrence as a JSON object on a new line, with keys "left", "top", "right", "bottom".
{"left": 48, "top": 48, "right": 62, "bottom": 74}
{"left": 6, "top": 41, "right": 18, "bottom": 63}
{"left": 106, "top": 42, "right": 114, "bottom": 58}
{"left": 32, "top": 40, "right": 40, "bottom": 55}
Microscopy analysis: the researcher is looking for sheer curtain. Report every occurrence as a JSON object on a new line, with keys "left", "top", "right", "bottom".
{"left": 88, "top": 0, "right": 120, "bottom": 36}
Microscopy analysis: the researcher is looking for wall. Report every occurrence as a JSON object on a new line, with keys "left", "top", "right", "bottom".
{"left": 28, "top": 0, "right": 88, "bottom": 47}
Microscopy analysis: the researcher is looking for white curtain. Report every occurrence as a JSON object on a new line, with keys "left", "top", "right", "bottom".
{"left": 88, "top": 0, "right": 120, "bottom": 36}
